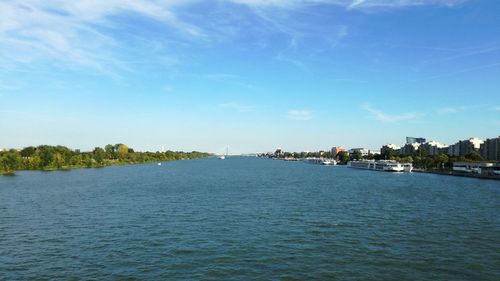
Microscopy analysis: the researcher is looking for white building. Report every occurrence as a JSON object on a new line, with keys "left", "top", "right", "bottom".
{"left": 400, "top": 142, "right": 421, "bottom": 155}
{"left": 421, "top": 140, "right": 448, "bottom": 156}
{"left": 348, "top": 148, "right": 370, "bottom": 157}
{"left": 348, "top": 148, "right": 380, "bottom": 157}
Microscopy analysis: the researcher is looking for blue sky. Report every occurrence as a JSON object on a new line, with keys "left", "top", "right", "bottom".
{"left": 1, "top": 0, "right": 499, "bottom": 154}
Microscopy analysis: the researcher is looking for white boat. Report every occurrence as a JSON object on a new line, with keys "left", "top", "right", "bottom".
{"left": 304, "top": 158, "right": 337, "bottom": 166}
{"left": 402, "top": 163, "right": 413, "bottom": 172}
{"left": 320, "top": 159, "right": 337, "bottom": 165}
{"left": 218, "top": 146, "right": 228, "bottom": 160}
{"left": 348, "top": 160, "right": 411, "bottom": 172}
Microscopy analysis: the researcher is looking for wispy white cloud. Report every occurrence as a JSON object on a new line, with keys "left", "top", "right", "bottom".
{"left": 287, "top": 109, "right": 313, "bottom": 120}
{"left": 435, "top": 105, "right": 469, "bottom": 114}
{"left": 183, "top": 73, "right": 261, "bottom": 91}
{"left": 0, "top": 0, "right": 472, "bottom": 77}
{"left": 490, "top": 106, "right": 500, "bottom": 112}
{"left": 229, "top": 0, "right": 468, "bottom": 11}
{"left": 219, "top": 102, "right": 256, "bottom": 113}
{"left": 348, "top": 0, "right": 366, "bottom": 10}
{"left": 362, "top": 103, "right": 422, "bottom": 123}
{"left": 345, "top": 0, "right": 468, "bottom": 11}
{"left": 276, "top": 53, "right": 312, "bottom": 74}
{"left": 402, "top": 61, "right": 500, "bottom": 84}
{"left": 0, "top": 1, "right": 202, "bottom": 74}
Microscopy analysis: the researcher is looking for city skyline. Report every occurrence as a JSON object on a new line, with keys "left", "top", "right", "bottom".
{"left": 1, "top": 0, "right": 499, "bottom": 154}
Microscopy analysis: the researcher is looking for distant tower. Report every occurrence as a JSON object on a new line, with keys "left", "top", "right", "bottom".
{"left": 406, "top": 137, "right": 426, "bottom": 144}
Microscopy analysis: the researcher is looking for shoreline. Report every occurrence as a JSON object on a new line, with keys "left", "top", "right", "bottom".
{"left": 413, "top": 169, "right": 500, "bottom": 181}
{"left": 0, "top": 157, "right": 208, "bottom": 176}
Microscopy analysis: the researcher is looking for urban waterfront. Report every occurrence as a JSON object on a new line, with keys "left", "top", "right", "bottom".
{"left": 1, "top": 157, "right": 499, "bottom": 280}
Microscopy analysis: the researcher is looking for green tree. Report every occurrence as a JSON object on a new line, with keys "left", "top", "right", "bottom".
{"left": 465, "top": 151, "right": 483, "bottom": 162}
{"left": 83, "top": 155, "right": 94, "bottom": 168}
{"left": 350, "top": 150, "right": 362, "bottom": 160}
{"left": 337, "top": 151, "right": 350, "bottom": 164}
{"left": 20, "top": 146, "right": 36, "bottom": 158}
{"left": 37, "top": 145, "right": 54, "bottom": 168}
{"left": 93, "top": 147, "right": 105, "bottom": 164}
{"left": 1, "top": 150, "right": 21, "bottom": 173}
{"left": 399, "top": 156, "right": 413, "bottom": 163}
{"left": 23, "top": 155, "right": 41, "bottom": 170}
{"left": 52, "top": 153, "right": 65, "bottom": 169}
{"left": 115, "top": 144, "right": 129, "bottom": 160}
{"left": 70, "top": 154, "right": 83, "bottom": 166}
{"left": 417, "top": 146, "right": 428, "bottom": 157}
{"left": 105, "top": 144, "right": 115, "bottom": 159}
{"left": 435, "top": 154, "right": 449, "bottom": 169}
{"left": 381, "top": 148, "right": 395, "bottom": 160}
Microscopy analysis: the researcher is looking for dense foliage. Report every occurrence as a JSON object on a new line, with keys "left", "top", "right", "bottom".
{"left": 0, "top": 144, "right": 209, "bottom": 175}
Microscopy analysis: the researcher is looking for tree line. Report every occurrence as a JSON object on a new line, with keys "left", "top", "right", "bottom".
{"left": 0, "top": 144, "right": 209, "bottom": 175}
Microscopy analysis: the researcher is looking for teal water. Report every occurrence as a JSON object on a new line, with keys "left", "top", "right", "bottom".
{"left": 1, "top": 157, "right": 499, "bottom": 280}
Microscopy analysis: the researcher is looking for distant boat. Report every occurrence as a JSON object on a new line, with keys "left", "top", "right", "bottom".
{"left": 158, "top": 162, "right": 162, "bottom": 166}
{"left": 320, "top": 159, "right": 336, "bottom": 165}
{"left": 304, "top": 158, "right": 337, "bottom": 165}
{"left": 218, "top": 146, "right": 228, "bottom": 160}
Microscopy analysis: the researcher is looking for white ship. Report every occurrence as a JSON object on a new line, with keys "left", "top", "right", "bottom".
{"left": 348, "top": 160, "right": 412, "bottom": 172}
{"left": 304, "top": 158, "right": 337, "bottom": 165}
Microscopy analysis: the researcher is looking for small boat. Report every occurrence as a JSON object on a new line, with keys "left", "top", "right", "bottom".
{"left": 218, "top": 146, "right": 228, "bottom": 160}
{"left": 321, "top": 159, "right": 336, "bottom": 165}
{"left": 304, "top": 158, "right": 337, "bottom": 165}
{"left": 158, "top": 162, "right": 162, "bottom": 166}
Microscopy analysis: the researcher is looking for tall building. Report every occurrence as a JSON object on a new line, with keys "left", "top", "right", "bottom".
{"left": 447, "top": 142, "right": 461, "bottom": 157}
{"left": 331, "top": 146, "right": 346, "bottom": 156}
{"left": 380, "top": 144, "right": 401, "bottom": 156}
{"left": 421, "top": 140, "right": 448, "bottom": 156}
{"left": 448, "top": 137, "right": 484, "bottom": 157}
{"left": 406, "top": 137, "right": 426, "bottom": 144}
{"left": 480, "top": 136, "right": 500, "bottom": 161}
{"left": 459, "top": 137, "right": 483, "bottom": 156}
{"left": 400, "top": 143, "right": 421, "bottom": 155}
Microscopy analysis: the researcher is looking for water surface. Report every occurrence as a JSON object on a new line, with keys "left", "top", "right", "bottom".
{"left": 1, "top": 157, "right": 499, "bottom": 280}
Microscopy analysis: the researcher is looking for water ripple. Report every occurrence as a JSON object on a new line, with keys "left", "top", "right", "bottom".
{"left": 1, "top": 158, "right": 499, "bottom": 280}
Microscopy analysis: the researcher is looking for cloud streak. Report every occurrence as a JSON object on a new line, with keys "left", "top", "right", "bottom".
{"left": 0, "top": 1, "right": 202, "bottom": 74}
{"left": 0, "top": 0, "right": 470, "bottom": 75}
{"left": 435, "top": 105, "right": 469, "bottom": 114}
{"left": 287, "top": 110, "right": 313, "bottom": 120}
{"left": 230, "top": 0, "right": 468, "bottom": 11}
{"left": 362, "top": 103, "right": 422, "bottom": 123}
{"left": 219, "top": 102, "right": 256, "bottom": 113}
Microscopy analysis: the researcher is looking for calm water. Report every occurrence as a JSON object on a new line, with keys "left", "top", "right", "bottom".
{"left": 1, "top": 157, "right": 499, "bottom": 280}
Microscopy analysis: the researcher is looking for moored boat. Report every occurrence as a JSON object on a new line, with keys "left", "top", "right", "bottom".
{"left": 304, "top": 158, "right": 337, "bottom": 166}
{"left": 348, "top": 160, "right": 411, "bottom": 172}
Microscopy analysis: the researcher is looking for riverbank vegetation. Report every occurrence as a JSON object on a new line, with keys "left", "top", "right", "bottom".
{"left": 268, "top": 147, "right": 489, "bottom": 169}
{"left": 0, "top": 144, "right": 209, "bottom": 175}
